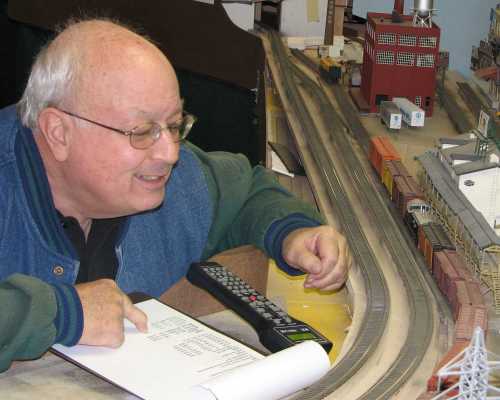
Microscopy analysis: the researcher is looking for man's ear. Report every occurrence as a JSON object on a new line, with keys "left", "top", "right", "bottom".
{"left": 37, "top": 108, "right": 72, "bottom": 162}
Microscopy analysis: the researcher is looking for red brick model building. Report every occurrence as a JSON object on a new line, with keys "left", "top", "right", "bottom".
{"left": 360, "top": 12, "right": 440, "bottom": 116}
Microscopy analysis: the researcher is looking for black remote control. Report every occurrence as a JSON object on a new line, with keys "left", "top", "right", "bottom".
{"left": 186, "top": 261, "right": 333, "bottom": 353}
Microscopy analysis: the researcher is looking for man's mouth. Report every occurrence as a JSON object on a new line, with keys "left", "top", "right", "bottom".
{"left": 137, "top": 174, "right": 165, "bottom": 181}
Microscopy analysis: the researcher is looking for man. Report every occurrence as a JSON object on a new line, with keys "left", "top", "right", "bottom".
{"left": 0, "top": 19, "right": 351, "bottom": 372}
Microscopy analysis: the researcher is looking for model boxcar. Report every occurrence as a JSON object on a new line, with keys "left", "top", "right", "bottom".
{"left": 427, "top": 341, "right": 469, "bottom": 392}
{"left": 368, "top": 136, "right": 401, "bottom": 178}
{"left": 382, "top": 159, "right": 410, "bottom": 199}
{"left": 418, "top": 223, "right": 455, "bottom": 272}
{"left": 380, "top": 101, "right": 402, "bottom": 130}
{"left": 392, "top": 175, "right": 424, "bottom": 218}
{"left": 455, "top": 305, "right": 488, "bottom": 343}
{"left": 453, "top": 280, "right": 485, "bottom": 321}
{"left": 433, "top": 251, "right": 466, "bottom": 308}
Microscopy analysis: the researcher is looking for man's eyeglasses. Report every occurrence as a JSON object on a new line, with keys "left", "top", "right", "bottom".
{"left": 58, "top": 109, "right": 197, "bottom": 150}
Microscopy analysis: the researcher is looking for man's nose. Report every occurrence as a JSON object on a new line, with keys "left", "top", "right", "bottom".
{"left": 149, "top": 130, "right": 180, "bottom": 164}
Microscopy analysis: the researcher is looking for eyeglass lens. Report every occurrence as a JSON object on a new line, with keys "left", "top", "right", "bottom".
{"left": 129, "top": 114, "right": 195, "bottom": 149}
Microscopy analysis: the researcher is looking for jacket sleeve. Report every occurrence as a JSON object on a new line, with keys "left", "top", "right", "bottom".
{"left": 185, "top": 143, "right": 324, "bottom": 259}
{"left": 0, "top": 274, "right": 83, "bottom": 373}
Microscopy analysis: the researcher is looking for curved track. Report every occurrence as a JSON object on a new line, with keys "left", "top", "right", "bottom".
{"left": 265, "top": 30, "right": 442, "bottom": 399}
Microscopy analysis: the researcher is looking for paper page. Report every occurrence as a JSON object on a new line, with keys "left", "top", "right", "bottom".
{"left": 53, "top": 299, "right": 263, "bottom": 400}
{"left": 196, "top": 341, "right": 330, "bottom": 400}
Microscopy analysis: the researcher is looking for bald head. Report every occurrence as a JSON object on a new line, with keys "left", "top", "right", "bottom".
{"left": 18, "top": 19, "right": 179, "bottom": 130}
{"left": 21, "top": 19, "right": 184, "bottom": 226}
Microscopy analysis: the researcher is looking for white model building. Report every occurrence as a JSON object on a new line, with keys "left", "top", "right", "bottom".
{"left": 437, "top": 133, "right": 500, "bottom": 235}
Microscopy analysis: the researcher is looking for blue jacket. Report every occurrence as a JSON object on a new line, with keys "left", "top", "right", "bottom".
{"left": 0, "top": 104, "right": 322, "bottom": 356}
{"left": 0, "top": 104, "right": 322, "bottom": 289}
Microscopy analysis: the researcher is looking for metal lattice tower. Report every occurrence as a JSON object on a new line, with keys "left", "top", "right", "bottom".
{"left": 431, "top": 327, "right": 500, "bottom": 399}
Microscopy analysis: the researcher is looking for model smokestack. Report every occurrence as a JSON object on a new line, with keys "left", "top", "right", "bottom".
{"left": 394, "top": 0, "right": 404, "bottom": 14}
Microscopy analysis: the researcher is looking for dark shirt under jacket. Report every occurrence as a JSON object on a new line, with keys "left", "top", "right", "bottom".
{"left": 58, "top": 212, "right": 124, "bottom": 283}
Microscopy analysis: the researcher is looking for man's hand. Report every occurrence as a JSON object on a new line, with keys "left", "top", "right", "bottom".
{"left": 281, "top": 226, "right": 351, "bottom": 291}
{"left": 75, "top": 279, "right": 148, "bottom": 347}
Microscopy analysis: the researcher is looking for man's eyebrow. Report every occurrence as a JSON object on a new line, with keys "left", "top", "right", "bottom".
{"left": 133, "top": 105, "right": 183, "bottom": 122}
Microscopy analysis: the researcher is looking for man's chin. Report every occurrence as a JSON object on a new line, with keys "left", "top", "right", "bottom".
{"left": 133, "top": 194, "right": 166, "bottom": 214}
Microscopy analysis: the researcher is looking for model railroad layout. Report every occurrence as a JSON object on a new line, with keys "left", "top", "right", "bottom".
{"left": 263, "top": 29, "right": 454, "bottom": 399}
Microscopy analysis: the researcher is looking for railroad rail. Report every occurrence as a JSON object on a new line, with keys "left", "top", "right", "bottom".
{"left": 290, "top": 49, "right": 371, "bottom": 153}
{"left": 270, "top": 33, "right": 390, "bottom": 399}
{"left": 436, "top": 83, "right": 474, "bottom": 134}
{"left": 457, "top": 81, "right": 485, "bottom": 122}
{"left": 264, "top": 29, "right": 447, "bottom": 399}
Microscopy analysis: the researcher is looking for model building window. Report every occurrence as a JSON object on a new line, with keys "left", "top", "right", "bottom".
{"left": 399, "top": 34, "right": 417, "bottom": 46}
{"left": 419, "top": 36, "right": 437, "bottom": 48}
{"left": 396, "top": 52, "right": 414, "bottom": 66}
{"left": 415, "top": 96, "right": 422, "bottom": 107}
{"left": 376, "top": 51, "right": 394, "bottom": 65}
{"left": 416, "top": 54, "right": 435, "bottom": 67}
{"left": 377, "top": 33, "right": 396, "bottom": 45}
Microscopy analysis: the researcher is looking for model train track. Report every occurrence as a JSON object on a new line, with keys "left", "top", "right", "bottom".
{"left": 291, "top": 47, "right": 453, "bottom": 325}
{"left": 290, "top": 42, "right": 436, "bottom": 399}
{"left": 290, "top": 49, "right": 371, "bottom": 153}
{"left": 266, "top": 30, "right": 389, "bottom": 398}
{"left": 263, "top": 29, "right": 389, "bottom": 398}
{"left": 265, "top": 30, "right": 440, "bottom": 399}
{"left": 456, "top": 81, "right": 485, "bottom": 121}
{"left": 436, "top": 83, "right": 474, "bottom": 134}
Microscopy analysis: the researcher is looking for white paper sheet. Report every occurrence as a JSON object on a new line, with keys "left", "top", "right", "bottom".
{"left": 53, "top": 299, "right": 330, "bottom": 400}
{"left": 196, "top": 341, "right": 330, "bottom": 400}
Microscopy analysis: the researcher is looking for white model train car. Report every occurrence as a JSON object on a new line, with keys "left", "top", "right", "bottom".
{"left": 392, "top": 97, "right": 425, "bottom": 127}
{"left": 380, "top": 101, "right": 402, "bottom": 130}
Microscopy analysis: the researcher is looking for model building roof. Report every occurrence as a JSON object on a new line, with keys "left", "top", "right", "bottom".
{"left": 439, "top": 141, "right": 500, "bottom": 176}
{"left": 417, "top": 151, "right": 500, "bottom": 249}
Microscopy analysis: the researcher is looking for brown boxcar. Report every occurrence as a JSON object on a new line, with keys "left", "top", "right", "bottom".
{"left": 420, "top": 224, "right": 455, "bottom": 272}
{"left": 368, "top": 136, "right": 401, "bottom": 178}
{"left": 418, "top": 222, "right": 427, "bottom": 258}
{"left": 427, "top": 341, "right": 469, "bottom": 392}
{"left": 392, "top": 175, "right": 424, "bottom": 218}
{"left": 453, "top": 281, "right": 486, "bottom": 322}
{"left": 433, "top": 250, "right": 465, "bottom": 307}
{"left": 382, "top": 159, "right": 410, "bottom": 199}
{"left": 455, "top": 305, "right": 488, "bottom": 343}
{"left": 440, "top": 249, "right": 475, "bottom": 282}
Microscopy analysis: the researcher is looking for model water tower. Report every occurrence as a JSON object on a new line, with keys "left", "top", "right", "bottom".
{"left": 412, "top": 0, "right": 436, "bottom": 28}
